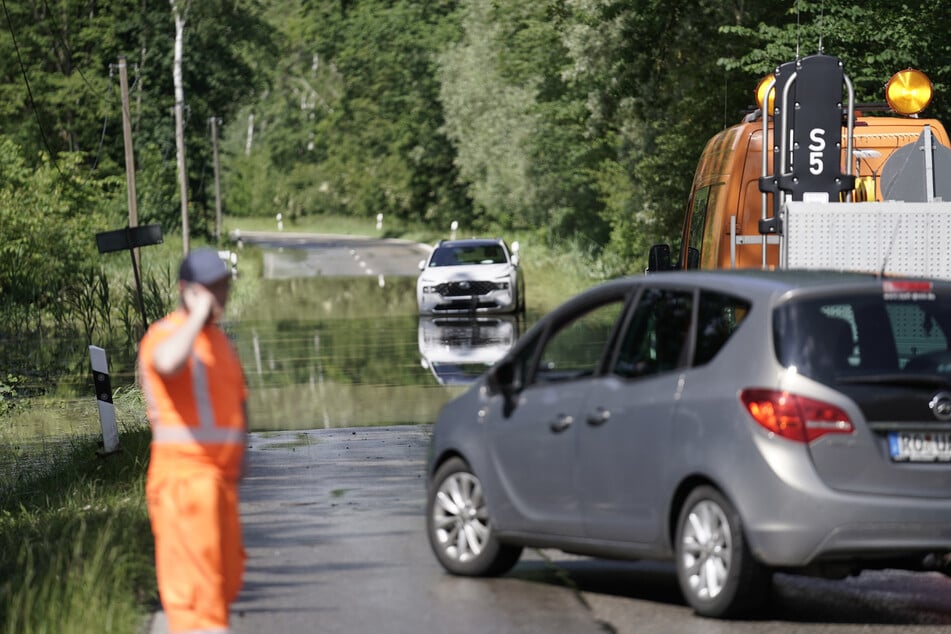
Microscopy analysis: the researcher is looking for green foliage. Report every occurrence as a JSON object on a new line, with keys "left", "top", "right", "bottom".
{"left": 0, "top": 424, "right": 155, "bottom": 633}
{"left": 719, "top": 1, "right": 951, "bottom": 124}
{"left": 225, "top": 0, "right": 468, "bottom": 226}
{"left": 0, "top": 375, "right": 24, "bottom": 417}
{"left": 437, "top": 0, "right": 541, "bottom": 229}
{"left": 0, "top": 131, "right": 179, "bottom": 395}
{"left": 0, "top": 136, "right": 116, "bottom": 324}
{"left": 0, "top": 0, "right": 275, "bottom": 239}
{"left": 554, "top": 0, "right": 787, "bottom": 270}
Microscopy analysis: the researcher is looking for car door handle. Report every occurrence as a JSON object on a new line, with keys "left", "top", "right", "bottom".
{"left": 587, "top": 407, "right": 611, "bottom": 427}
{"left": 550, "top": 414, "right": 574, "bottom": 433}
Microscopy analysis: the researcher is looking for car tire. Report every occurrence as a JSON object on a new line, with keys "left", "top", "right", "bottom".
{"left": 675, "top": 485, "right": 771, "bottom": 618}
{"left": 426, "top": 457, "right": 522, "bottom": 577}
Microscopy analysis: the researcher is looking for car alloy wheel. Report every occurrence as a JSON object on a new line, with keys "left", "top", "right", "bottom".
{"left": 675, "top": 486, "right": 770, "bottom": 617}
{"left": 681, "top": 498, "right": 731, "bottom": 599}
{"left": 426, "top": 457, "right": 521, "bottom": 576}
{"left": 434, "top": 470, "right": 487, "bottom": 563}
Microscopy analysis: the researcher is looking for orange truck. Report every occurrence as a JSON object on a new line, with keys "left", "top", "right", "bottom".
{"left": 650, "top": 53, "right": 951, "bottom": 278}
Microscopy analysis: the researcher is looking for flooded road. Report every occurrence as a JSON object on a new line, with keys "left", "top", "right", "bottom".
{"left": 230, "top": 233, "right": 535, "bottom": 430}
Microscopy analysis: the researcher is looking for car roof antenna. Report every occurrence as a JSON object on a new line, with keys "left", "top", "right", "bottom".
{"left": 880, "top": 216, "right": 903, "bottom": 279}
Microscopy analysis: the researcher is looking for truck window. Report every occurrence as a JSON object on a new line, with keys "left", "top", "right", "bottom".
{"left": 684, "top": 184, "right": 723, "bottom": 269}
{"left": 686, "top": 187, "right": 711, "bottom": 266}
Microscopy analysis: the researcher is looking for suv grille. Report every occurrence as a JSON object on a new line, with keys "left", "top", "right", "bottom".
{"left": 436, "top": 281, "right": 498, "bottom": 297}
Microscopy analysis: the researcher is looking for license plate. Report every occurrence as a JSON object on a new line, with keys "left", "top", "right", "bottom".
{"left": 888, "top": 431, "right": 951, "bottom": 462}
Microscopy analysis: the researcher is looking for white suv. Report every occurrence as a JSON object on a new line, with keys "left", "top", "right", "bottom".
{"left": 417, "top": 238, "right": 524, "bottom": 315}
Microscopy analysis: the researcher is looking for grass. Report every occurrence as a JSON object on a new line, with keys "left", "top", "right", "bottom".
{"left": 0, "top": 418, "right": 155, "bottom": 633}
{"left": 1, "top": 213, "right": 604, "bottom": 632}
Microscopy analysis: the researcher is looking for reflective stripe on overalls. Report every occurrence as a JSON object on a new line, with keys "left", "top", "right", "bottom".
{"left": 150, "top": 353, "right": 245, "bottom": 445}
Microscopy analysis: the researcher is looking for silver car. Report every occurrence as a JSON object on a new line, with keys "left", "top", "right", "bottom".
{"left": 425, "top": 269, "right": 951, "bottom": 618}
{"left": 417, "top": 238, "right": 524, "bottom": 315}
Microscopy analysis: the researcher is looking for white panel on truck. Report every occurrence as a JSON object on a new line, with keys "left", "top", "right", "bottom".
{"left": 784, "top": 201, "right": 951, "bottom": 279}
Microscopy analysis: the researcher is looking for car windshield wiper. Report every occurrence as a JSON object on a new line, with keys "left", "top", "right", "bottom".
{"left": 836, "top": 373, "right": 951, "bottom": 388}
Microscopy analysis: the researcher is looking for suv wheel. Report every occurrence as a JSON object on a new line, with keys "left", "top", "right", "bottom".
{"left": 675, "top": 485, "right": 771, "bottom": 617}
{"left": 427, "top": 457, "right": 522, "bottom": 576}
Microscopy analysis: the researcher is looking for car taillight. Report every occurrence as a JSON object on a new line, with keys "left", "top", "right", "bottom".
{"left": 740, "top": 389, "right": 854, "bottom": 443}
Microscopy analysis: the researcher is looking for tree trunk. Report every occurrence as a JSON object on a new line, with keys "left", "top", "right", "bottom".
{"left": 171, "top": 0, "right": 190, "bottom": 255}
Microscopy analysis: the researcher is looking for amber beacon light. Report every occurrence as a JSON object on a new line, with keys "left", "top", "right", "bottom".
{"left": 756, "top": 74, "right": 776, "bottom": 115}
{"left": 885, "top": 68, "right": 933, "bottom": 115}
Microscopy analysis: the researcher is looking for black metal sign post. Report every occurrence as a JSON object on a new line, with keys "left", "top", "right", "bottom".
{"left": 95, "top": 223, "right": 164, "bottom": 331}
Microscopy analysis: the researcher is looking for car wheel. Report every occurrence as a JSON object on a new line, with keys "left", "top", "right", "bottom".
{"left": 427, "top": 457, "right": 522, "bottom": 577}
{"left": 512, "top": 277, "right": 524, "bottom": 314}
{"left": 675, "top": 485, "right": 771, "bottom": 618}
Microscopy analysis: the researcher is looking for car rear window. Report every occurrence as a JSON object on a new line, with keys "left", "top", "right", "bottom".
{"left": 773, "top": 284, "right": 951, "bottom": 381}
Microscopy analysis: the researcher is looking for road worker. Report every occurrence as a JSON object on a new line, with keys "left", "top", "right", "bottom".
{"left": 139, "top": 248, "right": 247, "bottom": 634}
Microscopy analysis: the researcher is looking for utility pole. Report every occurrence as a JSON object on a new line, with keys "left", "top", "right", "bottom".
{"left": 210, "top": 116, "right": 223, "bottom": 243}
{"left": 118, "top": 56, "right": 141, "bottom": 276}
{"left": 171, "top": 0, "right": 190, "bottom": 255}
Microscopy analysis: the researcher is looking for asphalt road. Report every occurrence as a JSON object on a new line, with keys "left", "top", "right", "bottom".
{"left": 148, "top": 425, "right": 951, "bottom": 634}
{"left": 229, "top": 230, "right": 430, "bottom": 278}
{"left": 147, "top": 425, "right": 602, "bottom": 634}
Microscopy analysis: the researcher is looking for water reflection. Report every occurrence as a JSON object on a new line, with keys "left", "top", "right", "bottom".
{"left": 231, "top": 275, "right": 538, "bottom": 430}
{"left": 418, "top": 316, "right": 520, "bottom": 385}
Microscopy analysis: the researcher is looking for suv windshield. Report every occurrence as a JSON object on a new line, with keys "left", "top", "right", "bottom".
{"left": 430, "top": 244, "right": 507, "bottom": 267}
{"left": 774, "top": 287, "right": 951, "bottom": 383}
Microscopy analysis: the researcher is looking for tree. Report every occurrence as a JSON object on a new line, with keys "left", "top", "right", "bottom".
{"left": 720, "top": 1, "right": 951, "bottom": 124}
{"left": 0, "top": 0, "right": 274, "bottom": 335}
{"left": 171, "top": 0, "right": 190, "bottom": 253}
{"left": 437, "top": 0, "right": 541, "bottom": 231}
{"left": 231, "top": 0, "right": 469, "bottom": 227}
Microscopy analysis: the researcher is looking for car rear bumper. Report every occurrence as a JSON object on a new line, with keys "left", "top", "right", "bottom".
{"left": 746, "top": 499, "right": 951, "bottom": 567}
{"left": 738, "top": 434, "right": 951, "bottom": 567}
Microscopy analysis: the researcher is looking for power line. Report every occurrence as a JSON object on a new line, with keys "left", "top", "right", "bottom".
{"left": 0, "top": 0, "right": 66, "bottom": 180}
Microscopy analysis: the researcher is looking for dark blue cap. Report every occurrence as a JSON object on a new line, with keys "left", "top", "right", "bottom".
{"left": 178, "top": 248, "right": 230, "bottom": 285}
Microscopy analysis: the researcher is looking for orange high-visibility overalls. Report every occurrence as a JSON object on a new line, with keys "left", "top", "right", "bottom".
{"left": 140, "top": 310, "right": 248, "bottom": 634}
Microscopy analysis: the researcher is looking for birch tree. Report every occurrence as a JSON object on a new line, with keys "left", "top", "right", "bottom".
{"left": 171, "top": 0, "right": 190, "bottom": 254}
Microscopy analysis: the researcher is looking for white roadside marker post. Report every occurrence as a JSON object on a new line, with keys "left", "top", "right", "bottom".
{"left": 89, "top": 345, "right": 120, "bottom": 455}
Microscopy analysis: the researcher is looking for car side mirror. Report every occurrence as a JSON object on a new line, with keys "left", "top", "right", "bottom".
{"left": 647, "top": 244, "right": 672, "bottom": 273}
{"left": 486, "top": 361, "right": 511, "bottom": 395}
{"left": 511, "top": 254, "right": 520, "bottom": 267}
{"left": 418, "top": 259, "right": 426, "bottom": 271}
{"left": 685, "top": 246, "right": 700, "bottom": 270}
{"left": 487, "top": 359, "right": 520, "bottom": 417}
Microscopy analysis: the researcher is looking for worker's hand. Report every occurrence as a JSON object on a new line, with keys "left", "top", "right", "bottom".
{"left": 182, "top": 283, "right": 217, "bottom": 323}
